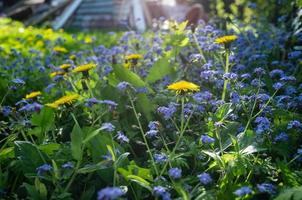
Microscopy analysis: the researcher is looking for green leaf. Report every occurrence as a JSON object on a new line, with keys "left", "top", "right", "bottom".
{"left": 118, "top": 161, "right": 153, "bottom": 181}
{"left": 106, "top": 145, "right": 116, "bottom": 161}
{"left": 14, "top": 141, "right": 47, "bottom": 174}
{"left": 215, "top": 103, "right": 233, "bottom": 121}
{"left": 274, "top": 187, "right": 302, "bottom": 200}
{"left": 146, "top": 58, "right": 173, "bottom": 83}
{"left": 35, "top": 178, "right": 47, "bottom": 199}
{"left": 0, "top": 147, "right": 14, "bottom": 160}
{"left": 127, "top": 175, "right": 152, "bottom": 191}
{"left": 109, "top": 64, "right": 154, "bottom": 120}
{"left": 71, "top": 116, "right": 83, "bottom": 161}
{"left": 77, "top": 160, "right": 111, "bottom": 174}
{"left": 83, "top": 128, "right": 103, "bottom": 144}
{"left": 115, "top": 152, "right": 130, "bottom": 167}
{"left": 31, "top": 107, "right": 54, "bottom": 132}
{"left": 179, "top": 37, "right": 189, "bottom": 47}
{"left": 52, "top": 160, "right": 60, "bottom": 180}
{"left": 38, "top": 143, "right": 60, "bottom": 155}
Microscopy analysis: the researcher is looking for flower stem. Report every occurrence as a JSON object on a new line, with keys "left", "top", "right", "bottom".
{"left": 221, "top": 50, "right": 230, "bottom": 101}
{"left": 127, "top": 92, "right": 159, "bottom": 176}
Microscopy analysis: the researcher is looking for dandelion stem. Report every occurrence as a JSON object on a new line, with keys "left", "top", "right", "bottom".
{"left": 127, "top": 92, "right": 159, "bottom": 176}
{"left": 221, "top": 50, "right": 229, "bottom": 101}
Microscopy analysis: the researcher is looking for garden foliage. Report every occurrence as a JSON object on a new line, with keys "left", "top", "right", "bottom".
{"left": 0, "top": 14, "right": 302, "bottom": 200}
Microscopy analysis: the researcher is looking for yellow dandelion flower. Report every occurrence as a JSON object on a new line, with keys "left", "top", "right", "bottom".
{"left": 50, "top": 71, "right": 65, "bottom": 78}
{"left": 84, "top": 36, "right": 93, "bottom": 44}
{"left": 25, "top": 91, "right": 42, "bottom": 99}
{"left": 46, "top": 94, "right": 80, "bottom": 109}
{"left": 73, "top": 63, "right": 96, "bottom": 73}
{"left": 123, "top": 62, "right": 131, "bottom": 69}
{"left": 215, "top": 35, "right": 238, "bottom": 44}
{"left": 54, "top": 94, "right": 80, "bottom": 105}
{"left": 59, "top": 64, "right": 72, "bottom": 70}
{"left": 53, "top": 46, "right": 68, "bottom": 53}
{"left": 167, "top": 80, "right": 200, "bottom": 94}
{"left": 125, "top": 54, "right": 143, "bottom": 60}
{"left": 69, "top": 55, "right": 76, "bottom": 60}
{"left": 45, "top": 103, "right": 59, "bottom": 109}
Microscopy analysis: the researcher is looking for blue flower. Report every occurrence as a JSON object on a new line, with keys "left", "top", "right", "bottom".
{"left": 257, "top": 183, "right": 276, "bottom": 194}
{"left": 197, "top": 172, "right": 212, "bottom": 185}
{"left": 223, "top": 72, "right": 238, "bottom": 80}
{"left": 269, "top": 69, "right": 284, "bottom": 78}
{"left": 254, "top": 117, "right": 270, "bottom": 134}
{"left": 146, "top": 130, "right": 158, "bottom": 138}
{"left": 62, "top": 162, "right": 74, "bottom": 169}
{"left": 12, "top": 78, "right": 25, "bottom": 85}
{"left": 153, "top": 186, "right": 171, "bottom": 200}
{"left": 234, "top": 186, "right": 252, "bottom": 197}
{"left": 154, "top": 153, "right": 168, "bottom": 164}
{"left": 157, "top": 103, "right": 177, "bottom": 120}
{"left": 100, "top": 100, "right": 118, "bottom": 109}
{"left": 36, "top": 164, "right": 52, "bottom": 176}
{"left": 19, "top": 102, "right": 43, "bottom": 112}
{"left": 1, "top": 106, "right": 12, "bottom": 117}
{"left": 193, "top": 91, "right": 213, "bottom": 102}
{"left": 85, "top": 98, "right": 101, "bottom": 107}
{"left": 136, "top": 87, "right": 148, "bottom": 94}
{"left": 296, "top": 146, "right": 302, "bottom": 158}
{"left": 287, "top": 120, "right": 302, "bottom": 129}
{"left": 103, "top": 66, "right": 113, "bottom": 76}
{"left": 116, "top": 131, "right": 129, "bottom": 143}
{"left": 201, "top": 135, "right": 215, "bottom": 144}
{"left": 117, "top": 81, "right": 132, "bottom": 92}
{"left": 288, "top": 51, "right": 302, "bottom": 59}
{"left": 274, "top": 132, "right": 289, "bottom": 142}
{"left": 241, "top": 73, "right": 251, "bottom": 79}
{"left": 280, "top": 76, "right": 296, "bottom": 82}
{"left": 148, "top": 121, "right": 160, "bottom": 130}
{"left": 273, "top": 82, "right": 283, "bottom": 90}
{"left": 97, "top": 187, "right": 124, "bottom": 200}
{"left": 44, "top": 83, "right": 56, "bottom": 93}
{"left": 230, "top": 92, "right": 240, "bottom": 104}
{"left": 253, "top": 67, "right": 266, "bottom": 76}
{"left": 101, "top": 123, "right": 115, "bottom": 132}
{"left": 168, "top": 167, "right": 182, "bottom": 179}
{"left": 200, "top": 70, "right": 217, "bottom": 80}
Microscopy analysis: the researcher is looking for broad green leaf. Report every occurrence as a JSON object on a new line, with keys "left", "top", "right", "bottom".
{"left": 31, "top": 107, "right": 54, "bottom": 132}
{"left": 71, "top": 117, "right": 83, "bottom": 161}
{"left": 109, "top": 64, "right": 154, "bottom": 120}
{"left": 83, "top": 128, "right": 103, "bottom": 144}
{"left": 14, "top": 141, "right": 48, "bottom": 174}
{"left": 274, "top": 187, "right": 302, "bottom": 200}
{"left": 146, "top": 58, "right": 173, "bottom": 83}
{"left": 38, "top": 143, "right": 60, "bottom": 155}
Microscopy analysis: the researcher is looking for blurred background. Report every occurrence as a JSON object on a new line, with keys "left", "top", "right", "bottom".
{"left": 0, "top": 0, "right": 301, "bottom": 32}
